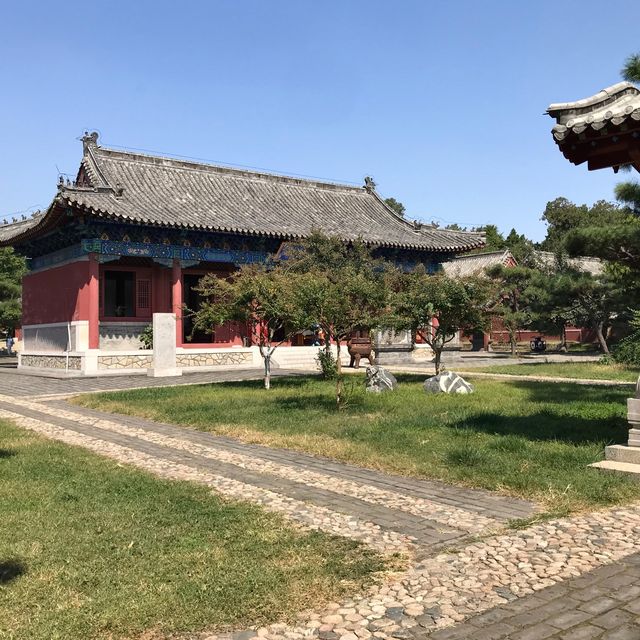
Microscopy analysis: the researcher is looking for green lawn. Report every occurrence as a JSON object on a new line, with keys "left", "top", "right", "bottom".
{"left": 470, "top": 361, "right": 638, "bottom": 382}
{"left": 0, "top": 421, "right": 383, "bottom": 640}
{"left": 75, "top": 375, "right": 640, "bottom": 515}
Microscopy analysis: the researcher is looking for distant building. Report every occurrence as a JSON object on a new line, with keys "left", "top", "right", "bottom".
{"left": 442, "top": 249, "right": 602, "bottom": 351}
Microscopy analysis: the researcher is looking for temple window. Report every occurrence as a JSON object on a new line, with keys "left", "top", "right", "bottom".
{"left": 104, "top": 271, "right": 135, "bottom": 317}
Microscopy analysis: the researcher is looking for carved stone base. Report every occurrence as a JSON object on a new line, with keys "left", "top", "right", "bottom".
{"left": 374, "top": 346, "right": 414, "bottom": 365}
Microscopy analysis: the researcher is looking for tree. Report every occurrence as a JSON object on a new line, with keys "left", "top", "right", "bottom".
{"left": 191, "top": 266, "right": 310, "bottom": 389}
{"left": 285, "top": 232, "right": 388, "bottom": 405}
{"left": 568, "top": 273, "right": 623, "bottom": 355}
{"left": 390, "top": 270, "right": 490, "bottom": 374}
{"left": 623, "top": 52, "right": 640, "bottom": 82}
{"left": 504, "top": 228, "right": 536, "bottom": 266}
{"left": 384, "top": 197, "right": 406, "bottom": 217}
{"left": 486, "top": 264, "right": 535, "bottom": 356}
{"left": 0, "top": 248, "right": 27, "bottom": 334}
{"left": 471, "top": 224, "right": 506, "bottom": 252}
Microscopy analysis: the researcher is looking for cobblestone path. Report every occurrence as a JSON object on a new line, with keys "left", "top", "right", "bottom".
{"left": 427, "top": 554, "right": 640, "bottom": 640}
{"left": 3, "top": 391, "right": 640, "bottom": 640}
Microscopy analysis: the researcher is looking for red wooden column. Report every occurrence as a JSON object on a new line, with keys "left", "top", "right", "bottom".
{"left": 88, "top": 253, "right": 100, "bottom": 349}
{"left": 172, "top": 259, "right": 183, "bottom": 347}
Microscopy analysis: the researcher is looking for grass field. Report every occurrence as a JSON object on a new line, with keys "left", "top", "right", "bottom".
{"left": 75, "top": 375, "right": 640, "bottom": 515}
{"left": 470, "top": 361, "right": 638, "bottom": 382}
{"left": 0, "top": 421, "right": 383, "bottom": 640}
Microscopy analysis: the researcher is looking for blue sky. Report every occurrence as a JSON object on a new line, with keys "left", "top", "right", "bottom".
{"left": 1, "top": 1, "right": 639, "bottom": 241}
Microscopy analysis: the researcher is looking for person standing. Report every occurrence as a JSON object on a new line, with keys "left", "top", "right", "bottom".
{"left": 6, "top": 334, "right": 14, "bottom": 356}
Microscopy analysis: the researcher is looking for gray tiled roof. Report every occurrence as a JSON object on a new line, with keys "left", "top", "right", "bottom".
{"left": 0, "top": 213, "right": 44, "bottom": 242}
{"left": 0, "top": 134, "right": 484, "bottom": 252}
{"left": 536, "top": 251, "right": 603, "bottom": 276}
{"left": 547, "top": 81, "right": 640, "bottom": 142}
{"left": 442, "top": 250, "right": 514, "bottom": 277}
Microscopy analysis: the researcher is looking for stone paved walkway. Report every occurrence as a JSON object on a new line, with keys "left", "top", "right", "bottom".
{"left": 427, "top": 553, "right": 640, "bottom": 640}
{"left": 3, "top": 382, "right": 640, "bottom": 640}
{"left": 0, "top": 366, "right": 299, "bottom": 399}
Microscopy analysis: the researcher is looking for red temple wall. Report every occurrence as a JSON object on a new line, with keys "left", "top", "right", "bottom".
{"left": 22, "top": 261, "right": 91, "bottom": 325}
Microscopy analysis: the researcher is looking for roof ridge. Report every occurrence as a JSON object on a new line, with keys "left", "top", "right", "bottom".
{"left": 547, "top": 81, "right": 639, "bottom": 113}
{"left": 91, "top": 143, "right": 365, "bottom": 193}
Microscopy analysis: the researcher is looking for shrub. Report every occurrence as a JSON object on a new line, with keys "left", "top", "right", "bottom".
{"left": 140, "top": 324, "right": 153, "bottom": 350}
{"left": 316, "top": 349, "right": 338, "bottom": 379}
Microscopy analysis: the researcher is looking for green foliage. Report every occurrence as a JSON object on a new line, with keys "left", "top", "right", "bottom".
{"left": 475, "top": 224, "right": 507, "bottom": 251}
{"left": 285, "top": 232, "right": 388, "bottom": 404}
{"left": 613, "top": 309, "right": 640, "bottom": 365}
{"left": 541, "top": 197, "right": 630, "bottom": 254}
{"left": 622, "top": 52, "right": 640, "bottom": 82}
{"left": 390, "top": 270, "right": 492, "bottom": 372}
{"left": 193, "top": 266, "right": 312, "bottom": 388}
{"left": 139, "top": 324, "right": 153, "bottom": 350}
{"left": 485, "top": 263, "right": 536, "bottom": 355}
{"left": 469, "top": 224, "right": 535, "bottom": 264}
{"left": 0, "top": 247, "right": 27, "bottom": 332}
{"left": 614, "top": 180, "right": 640, "bottom": 214}
{"left": 316, "top": 349, "right": 338, "bottom": 380}
{"left": 383, "top": 197, "right": 405, "bottom": 217}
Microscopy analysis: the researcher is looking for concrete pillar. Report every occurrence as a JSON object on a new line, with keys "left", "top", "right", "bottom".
{"left": 172, "top": 259, "right": 183, "bottom": 347}
{"left": 148, "top": 313, "right": 182, "bottom": 377}
{"left": 88, "top": 253, "right": 100, "bottom": 349}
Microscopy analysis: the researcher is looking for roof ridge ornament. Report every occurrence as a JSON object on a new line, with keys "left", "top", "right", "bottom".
{"left": 82, "top": 131, "right": 99, "bottom": 153}
{"left": 364, "top": 176, "right": 376, "bottom": 192}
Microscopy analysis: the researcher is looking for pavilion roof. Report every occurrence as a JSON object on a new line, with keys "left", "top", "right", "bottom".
{"left": 547, "top": 81, "right": 640, "bottom": 172}
{"left": 0, "top": 133, "right": 484, "bottom": 253}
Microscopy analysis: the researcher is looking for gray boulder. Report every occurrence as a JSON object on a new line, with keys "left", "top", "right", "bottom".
{"left": 424, "top": 371, "right": 474, "bottom": 395}
{"left": 365, "top": 365, "right": 397, "bottom": 393}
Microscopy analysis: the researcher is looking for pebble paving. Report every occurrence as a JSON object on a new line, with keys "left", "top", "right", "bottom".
{"left": 2, "top": 372, "right": 640, "bottom": 640}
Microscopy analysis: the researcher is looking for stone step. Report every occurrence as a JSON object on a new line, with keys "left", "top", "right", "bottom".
{"left": 605, "top": 444, "right": 640, "bottom": 465}
{"left": 589, "top": 459, "right": 640, "bottom": 479}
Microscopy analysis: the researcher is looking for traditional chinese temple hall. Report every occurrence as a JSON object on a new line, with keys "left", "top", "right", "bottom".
{"left": 0, "top": 133, "right": 484, "bottom": 375}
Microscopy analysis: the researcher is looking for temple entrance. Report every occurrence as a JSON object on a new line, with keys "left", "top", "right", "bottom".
{"left": 182, "top": 274, "right": 213, "bottom": 344}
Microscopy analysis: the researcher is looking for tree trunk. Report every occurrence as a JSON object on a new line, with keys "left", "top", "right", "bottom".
{"left": 336, "top": 376, "right": 343, "bottom": 408}
{"left": 595, "top": 322, "right": 610, "bottom": 355}
{"left": 335, "top": 339, "right": 342, "bottom": 375}
{"left": 434, "top": 348, "right": 442, "bottom": 375}
{"left": 560, "top": 324, "right": 568, "bottom": 352}
{"left": 510, "top": 331, "right": 517, "bottom": 357}
{"left": 261, "top": 347, "right": 272, "bottom": 389}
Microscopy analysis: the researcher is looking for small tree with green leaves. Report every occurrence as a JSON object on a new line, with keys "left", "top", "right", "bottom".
{"left": 390, "top": 270, "right": 491, "bottom": 374}
{"left": 566, "top": 273, "right": 624, "bottom": 355}
{"left": 192, "top": 266, "right": 309, "bottom": 389}
{"left": 486, "top": 264, "right": 536, "bottom": 356}
{"left": 0, "top": 247, "right": 27, "bottom": 334}
{"left": 285, "top": 232, "right": 388, "bottom": 405}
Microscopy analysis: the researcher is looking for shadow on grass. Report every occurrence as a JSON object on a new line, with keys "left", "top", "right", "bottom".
{"left": 0, "top": 560, "right": 26, "bottom": 585}
{"left": 509, "top": 380, "right": 630, "bottom": 406}
{"left": 454, "top": 411, "right": 627, "bottom": 446}
{"left": 0, "top": 448, "right": 15, "bottom": 459}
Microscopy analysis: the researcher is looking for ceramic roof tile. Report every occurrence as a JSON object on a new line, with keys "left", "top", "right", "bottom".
{"left": 1, "top": 135, "right": 485, "bottom": 252}
{"left": 547, "top": 81, "right": 640, "bottom": 141}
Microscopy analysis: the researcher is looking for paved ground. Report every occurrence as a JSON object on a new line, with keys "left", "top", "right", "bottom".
{"left": 428, "top": 554, "right": 640, "bottom": 640}
{"left": 3, "top": 366, "right": 640, "bottom": 640}
{"left": 0, "top": 365, "right": 300, "bottom": 399}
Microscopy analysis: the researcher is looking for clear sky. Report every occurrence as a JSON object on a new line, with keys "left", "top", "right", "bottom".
{"left": 1, "top": 1, "right": 639, "bottom": 241}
